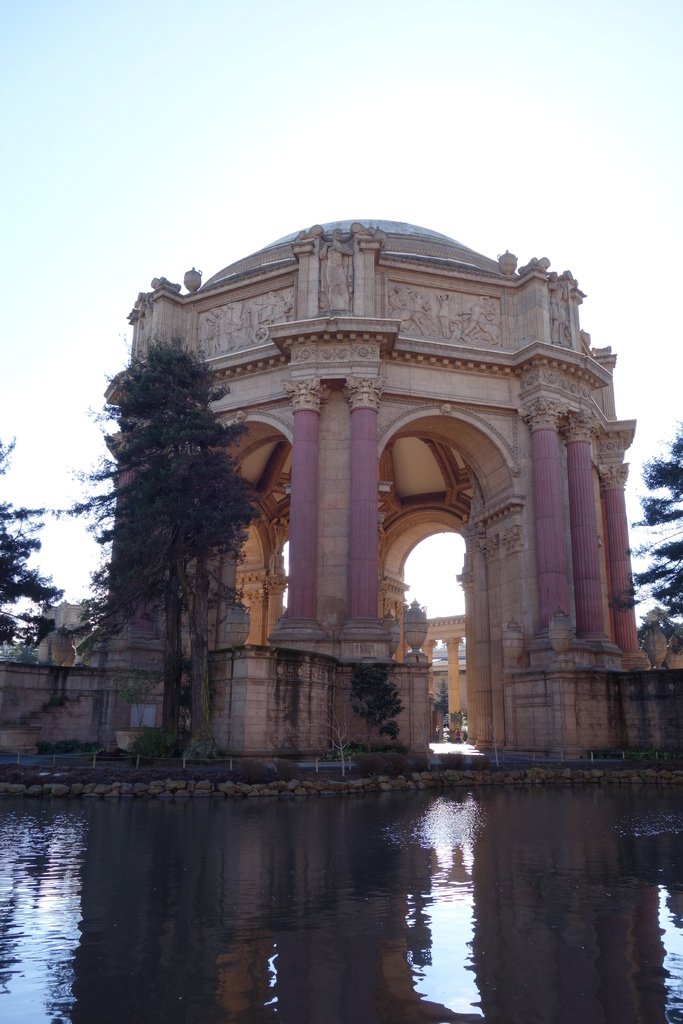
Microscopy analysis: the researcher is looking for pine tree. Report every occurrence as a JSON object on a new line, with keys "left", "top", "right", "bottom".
{"left": 0, "top": 440, "right": 62, "bottom": 645}
{"left": 74, "top": 342, "right": 255, "bottom": 751}
{"left": 635, "top": 423, "right": 683, "bottom": 617}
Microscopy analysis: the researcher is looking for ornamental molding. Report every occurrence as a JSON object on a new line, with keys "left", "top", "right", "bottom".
{"left": 501, "top": 524, "right": 524, "bottom": 554}
{"left": 519, "top": 367, "right": 593, "bottom": 402}
{"left": 290, "top": 342, "right": 380, "bottom": 366}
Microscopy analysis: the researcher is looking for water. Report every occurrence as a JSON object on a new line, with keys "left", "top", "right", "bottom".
{"left": 1, "top": 786, "right": 683, "bottom": 1023}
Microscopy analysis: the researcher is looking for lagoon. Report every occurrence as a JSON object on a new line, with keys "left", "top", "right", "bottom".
{"left": 1, "top": 785, "right": 683, "bottom": 1023}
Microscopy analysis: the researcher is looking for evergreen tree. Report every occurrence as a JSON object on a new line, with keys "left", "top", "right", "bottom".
{"left": 350, "top": 662, "right": 404, "bottom": 749}
{"left": 635, "top": 423, "right": 683, "bottom": 616}
{"left": 74, "top": 342, "right": 255, "bottom": 751}
{"left": 0, "top": 440, "right": 62, "bottom": 645}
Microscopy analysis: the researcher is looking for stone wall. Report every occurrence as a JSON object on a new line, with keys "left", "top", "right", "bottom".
{"left": 505, "top": 669, "right": 683, "bottom": 754}
{"left": 0, "top": 662, "right": 131, "bottom": 747}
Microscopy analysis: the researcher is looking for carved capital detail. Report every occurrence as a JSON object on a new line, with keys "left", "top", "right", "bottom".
{"left": 282, "top": 378, "right": 329, "bottom": 412}
{"left": 520, "top": 397, "right": 561, "bottom": 432}
{"left": 598, "top": 463, "right": 629, "bottom": 491}
{"left": 561, "top": 408, "right": 599, "bottom": 444}
{"left": 344, "top": 376, "right": 384, "bottom": 412}
{"left": 501, "top": 524, "right": 524, "bottom": 554}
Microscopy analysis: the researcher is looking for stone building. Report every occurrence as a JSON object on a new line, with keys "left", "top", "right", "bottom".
{"left": 124, "top": 219, "right": 645, "bottom": 755}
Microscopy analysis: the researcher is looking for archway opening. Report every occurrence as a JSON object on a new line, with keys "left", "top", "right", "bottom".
{"left": 404, "top": 532, "right": 466, "bottom": 618}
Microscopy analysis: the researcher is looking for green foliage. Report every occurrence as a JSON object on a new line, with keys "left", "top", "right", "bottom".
{"left": 635, "top": 424, "right": 683, "bottom": 616}
{"left": 350, "top": 662, "right": 404, "bottom": 749}
{"left": 129, "top": 728, "right": 177, "bottom": 759}
{"left": 0, "top": 439, "right": 62, "bottom": 644}
{"left": 0, "top": 642, "right": 38, "bottom": 663}
{"left": 438, "top": 751, "right": 467, "bottom": 770}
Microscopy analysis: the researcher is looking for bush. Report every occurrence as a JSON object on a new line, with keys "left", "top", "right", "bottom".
{"left": 36, "top": 739, "right": 101, "bottom": 755}
{"left": 408, "top": 751, "right": 430, "bottom": 772}
{"left": 382, "top": 752, "right": 411, "bottom": 777}
{"left": 273, "top": 758, "right": 299, "bottom": 781}
{"left": 129, "top": 728, "right": 177, "bottom": 759}
{"left": 236, "top": 758, "right": 271, "bottom": 784}
{"left": 438, "top": 751, "right": 466, "bottom": 770}
{"left": 353, "top": 752, "right": 386, "bottom": 777}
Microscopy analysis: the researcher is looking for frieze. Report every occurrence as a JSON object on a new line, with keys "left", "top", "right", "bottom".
{"left": 198, "top": 288, "right": 295, "bottom": 355}
{"left": 520, "top": 369, "right": 592, "bottom": 401}
{"left": 388, "top": 282, "right": 501, "bottom": 346}
{"left": 291, "top": 343, "right": 379, "bottom": 365}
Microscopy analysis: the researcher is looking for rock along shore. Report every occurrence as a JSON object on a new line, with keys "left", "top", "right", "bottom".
{"left": 2, "top": 765, "right": 683, "bottom": 800}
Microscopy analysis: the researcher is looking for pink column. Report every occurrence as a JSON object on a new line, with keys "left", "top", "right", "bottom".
{"left": 563, "top": 412, "right": 605, "bottom": 637}
{"left": 599, "top": 464, "right": 639, "bottom": 652}
{"left": 344, "top": 377, "right": 383, "bottom": 620}
{"left": 282, "top": 380, "right": 327, "bottom": 621}
{"left": 524, "top": 400, "right": 569, "bottom": 631}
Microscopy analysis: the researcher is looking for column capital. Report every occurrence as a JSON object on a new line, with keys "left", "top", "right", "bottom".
{"left": 282, "top": 378, "right": 329, "bottom": 412}
{"left": 598, "top": 462, "right": 629, "bottom": 491}
{"left": 344, "top": 376, "right": 384, "bottom": 412}
{"left": 520, "top": 396, "right": 561, "bottom": 432}
{"left": 560, "top": 408, "right": 599, "bottom": 444}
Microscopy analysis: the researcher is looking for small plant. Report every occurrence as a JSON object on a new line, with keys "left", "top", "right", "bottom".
{"left": 438, "top": 751, "right": 466, "bottom": 770}
{"left": 37, "top": 739, "right": 102, "bottom": 754}
{"left": 350, "top": 663, "right": 403, "bottom": 750}
{"left": 409, "top": 751, "right": 430, "bottom": 771}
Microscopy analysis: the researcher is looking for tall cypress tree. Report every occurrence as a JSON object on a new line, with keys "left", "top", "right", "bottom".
{"left": 75, "top": 342, "right": 255, "bottom": 751}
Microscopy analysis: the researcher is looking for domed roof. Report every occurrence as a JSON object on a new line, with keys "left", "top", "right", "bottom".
{"left": 202, "top": 220, "right": 500, "bottom": 290}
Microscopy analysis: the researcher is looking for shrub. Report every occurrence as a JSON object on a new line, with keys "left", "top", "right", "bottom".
{"left": 353, "top": 752, "right": 386, "bottom": 777}
{"left": 382, "top": 752, "right": 411, "bottom": 777}
{"left": 408, "top": 751, "right": 430, "bottom": 772}
{"left": 236, "top": 758, "right": 271, "bottom": 784}
{"left": 438, "top": 751, "right": 466, "bottom": 770}
{"left": 273, "top": 758, "right": 299, "bottom": 781}
{"left": 36, "top": 739, "right": 101, "bottom": 755}
{"left": 129, "top": 728, "right": 177, "bottom": 759}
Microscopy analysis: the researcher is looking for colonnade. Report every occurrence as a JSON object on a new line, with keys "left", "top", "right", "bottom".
{"left": 523, "top": 398, "right": 639, "bottom": 651}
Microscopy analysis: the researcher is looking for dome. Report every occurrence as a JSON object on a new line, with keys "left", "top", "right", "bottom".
{"left": 202, "top": 220, "right": 500, "bottom": 290}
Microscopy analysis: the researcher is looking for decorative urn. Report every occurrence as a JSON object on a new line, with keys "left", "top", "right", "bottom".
{"left": 497, "top": 251, "right": 518, "bottom": 277}
{"left": 222, "top": 604, "right": 251, "bottom": 648}
{"left": 183, "top": 267, "right": 202, "bottom": 293}
{"left": 404, "top": 599, "right": 428, "bottom": 661}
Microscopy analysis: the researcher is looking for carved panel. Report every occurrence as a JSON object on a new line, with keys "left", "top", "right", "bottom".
{"left": 388, "top": 283, "right": 501, "bottom": 345}
{"left": 198, "top": 288, "right": 295, "bottom": 355}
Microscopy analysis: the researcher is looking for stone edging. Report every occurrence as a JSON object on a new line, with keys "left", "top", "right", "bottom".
{"left": 2, "top": 766, "right": 683, "bottom": 799}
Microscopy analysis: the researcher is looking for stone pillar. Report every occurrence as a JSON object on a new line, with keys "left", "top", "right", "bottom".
{"left": 523, "top": 399, "right": 569, "bottom": 631}
{"left": 562, "top": 411, "right": 605, "bottom": 637}
{"left": 446, "top": 637, "right": 463, "bottom": 714}
{"left": 343, "top": 377, "right": 383, "bottom": 622}
{"left": 270, "top": 379, "right": 328, "bottom": 644}
{"left": 599, "top": 463, "right": 640, "bottom": 654}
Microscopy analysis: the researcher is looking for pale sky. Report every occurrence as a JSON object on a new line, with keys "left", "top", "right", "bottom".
{"left": 1, "top": 0, "right": 681, "bottom": 618}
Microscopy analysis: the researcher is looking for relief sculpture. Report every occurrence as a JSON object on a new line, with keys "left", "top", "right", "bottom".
{"left": 388, "top": 284, "right": 501, "bottom": 345}
{"left": 198, "top": 288, "right": 294, "bottom": 355}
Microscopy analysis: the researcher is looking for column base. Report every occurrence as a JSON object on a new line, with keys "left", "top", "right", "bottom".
{"left": 339, "top": 617, "right": 394, "bottom": 663}
{"left": 268, "top": 615, "right": 329, "bottom": 650}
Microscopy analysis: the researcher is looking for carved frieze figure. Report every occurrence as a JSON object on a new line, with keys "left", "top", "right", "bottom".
{"left": 388, "top": 284, "right": 501, "bottom": 345}
{"left": 319, "top": 228, "right": 354, "bottom": 311}
{"left": 198, "top": 288, "right": 294, "bottom": 355}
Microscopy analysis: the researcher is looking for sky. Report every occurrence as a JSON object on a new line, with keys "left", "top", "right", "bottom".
{"left": 1, "top": 0, "right": 681, "bottom": 619}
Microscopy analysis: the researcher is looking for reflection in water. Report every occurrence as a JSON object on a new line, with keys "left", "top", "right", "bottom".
{"left": 0, "top": 808, "right": 86, "bottom": 1023}
{"left": 1, "top": 788, "right": 683, "bottom": 1022}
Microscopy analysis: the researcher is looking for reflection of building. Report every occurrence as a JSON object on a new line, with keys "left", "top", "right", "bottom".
{"left": 107, "top": 218, "right": 662, "bottom": 754}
